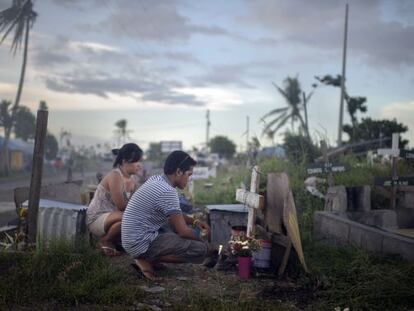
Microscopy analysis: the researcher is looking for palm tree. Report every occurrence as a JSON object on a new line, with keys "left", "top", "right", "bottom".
{"left": 114, "top": 119, "right": 131, "bottom": 146}
{"left": 0, "top": 0, "right": 37, "bottom": 175}
{"left": 261, "top": 76, "right": 309, "bottom": 140}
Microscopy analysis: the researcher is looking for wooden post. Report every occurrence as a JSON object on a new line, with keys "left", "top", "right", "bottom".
{"left": 390, "top": 133, "right": 399, "bottom": 210}
{"left": 321, "top": 140, "right": 334, "bottom": 187}
{"left": 377, "top": 133, "right": 400, "bottom": 210}
{"left": 27, "top": 109, "right": 48, "bottom": 243}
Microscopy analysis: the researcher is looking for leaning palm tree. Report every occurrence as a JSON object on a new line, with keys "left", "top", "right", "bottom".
{"left": 0, "top": 0, "right": 37, "bottom": 175}
{"left": 114, "top": 119, "right": 131, "bottom": 146}
{"left": 261, "top": 76, "right": 309, "bottom": 140}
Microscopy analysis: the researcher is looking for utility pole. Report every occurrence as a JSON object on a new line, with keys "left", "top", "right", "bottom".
{"left": 302, "top": 92, "right": 310, "bottom": 139}
{"left": 337, "top": 3, "right": 349, "bottom": 147}
{"left": 246, "top": 116, "right": 250, "bottom": 152}
{"left": 206, "top": 109, "right": 210, "bottom": 152}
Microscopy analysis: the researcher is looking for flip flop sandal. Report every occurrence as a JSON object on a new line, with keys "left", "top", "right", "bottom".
{"left": 100, "top": 246, "right": 121, "bottom": 257}
{"left": 152, "top": 262, "right": 167, "bottom": 271}
{"left": 130, "top": 263, "right": 161, "bottom": 281}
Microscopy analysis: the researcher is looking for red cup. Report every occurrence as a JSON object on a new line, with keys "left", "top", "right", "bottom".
{"left": 238, "top": 256, "right": 252, "bottom": 279}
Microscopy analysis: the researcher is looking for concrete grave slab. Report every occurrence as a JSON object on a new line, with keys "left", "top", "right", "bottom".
{"left": 347, "top": 210, "right": 398, "bottom": 229}
{"left": 314, "top": 211, "right": 414, "bottom": 261}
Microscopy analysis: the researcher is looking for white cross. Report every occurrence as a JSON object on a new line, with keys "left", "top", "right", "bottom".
{"left": 235, "top": 166, "right": 264, "bottom": 237}
{"left": 377, "top": 133, "right": 400, "bottom": 210}
{"left": 377, "top": 133, "right": 400, "bottom": 157}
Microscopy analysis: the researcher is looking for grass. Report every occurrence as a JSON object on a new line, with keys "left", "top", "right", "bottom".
{"left": 171, "top": 296, "right": 295, "bottom": 311}
{"left": 306, "top": 242, "right": 414, "bottom": 310}
{"left": 0, "top": 242, "right": 144, "bottom": 308}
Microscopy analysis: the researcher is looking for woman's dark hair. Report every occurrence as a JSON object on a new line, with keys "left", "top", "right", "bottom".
{"left": 112, "top": 143, "right": 143, "bottom": 168}
{"left": 164, "top": 150, "right": 197, "bottom": 175}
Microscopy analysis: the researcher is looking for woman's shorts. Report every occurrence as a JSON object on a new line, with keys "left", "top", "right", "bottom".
{"left": 88, "top": 212, "right": 111, "bottom": 237}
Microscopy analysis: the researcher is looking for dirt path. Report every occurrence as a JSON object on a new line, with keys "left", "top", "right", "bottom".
{"left": 108, "top": 255, "right": 313, "bottom": 310}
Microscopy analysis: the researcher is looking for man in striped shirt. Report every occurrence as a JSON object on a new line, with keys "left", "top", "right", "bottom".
{"left": 122, "top": 150, "right": 211, "bottom": 280}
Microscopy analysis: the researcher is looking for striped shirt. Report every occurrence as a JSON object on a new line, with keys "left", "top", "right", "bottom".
{"left": 121, "top": 174, "right": 182, "bottom": 257}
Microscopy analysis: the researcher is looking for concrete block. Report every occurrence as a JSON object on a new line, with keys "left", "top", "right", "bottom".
{"left": 382, "top": 234, "right": 414, "bottom": 261}
{"left": 347, "top": 186, "right": 371, "bottom": 212}
{"left": 396, "top": 208, "right": 414, "bottom": 228}
{"left": 347, "top": 210, "right": 398, "bottom": 228}
{"left": 325, "top": 186, "right": 347, "bottom": 213}
{"left": 359, "top": 227, "right": 384, "bottom": 253}
{"left": 398, "top": 189, "right": 414, "bottom": 209}
{"left": 348, "top": 225, "right": 363, "bottom": 247}
{"left": 314, "top": 212, "right": 349, "bottom": 241}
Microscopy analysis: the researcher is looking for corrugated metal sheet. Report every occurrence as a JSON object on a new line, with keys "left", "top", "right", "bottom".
{"left": 207, "top": 204, "right": 248, "bottom": 246}
{"left": 36, "top": 199, "right": 88, "bottom": 246}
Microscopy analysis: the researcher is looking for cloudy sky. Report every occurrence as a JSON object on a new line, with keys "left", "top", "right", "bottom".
{"left": 1, "top": 0, "right": 414, "bottom": 151}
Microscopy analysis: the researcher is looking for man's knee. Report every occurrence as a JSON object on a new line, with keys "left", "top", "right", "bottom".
{"left": 185, "top": 241, "right": 208, "bottom": 263}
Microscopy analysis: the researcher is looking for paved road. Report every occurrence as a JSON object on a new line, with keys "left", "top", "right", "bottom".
{"left": 0, "top": 163, "right": 113, "bottom": 228}
{"left": 0, "top": 161, "right": 113, "bottom": 202}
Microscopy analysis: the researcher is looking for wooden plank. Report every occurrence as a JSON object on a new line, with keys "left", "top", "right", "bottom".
{"left": 270, "top": 233, "right": 292, "bottom": 276}
{"left": 283, "top": 184, "right": 308, "bottom": 273}
{"left": 374, "top": 176, "right": 414, "bottom": 187}
{"left": 264, "top": 173, "right": 289, "bottom": 234}
{"left": 278, "top": 239, "right": 292, "bottom": 276}
{"left": 235, "top": 189, "right": 264, "bottom": 209}
{"left": 27, "top": 110, "right": 48, "bottom": 243}
{"left": 255, "top": 224, "right": 272, "bottom": 240}
{"left": 377, "top": 148, "right": 399, "bottom": 156}
{"left": 271, "top": 233, "right": 291, "bottom": 248}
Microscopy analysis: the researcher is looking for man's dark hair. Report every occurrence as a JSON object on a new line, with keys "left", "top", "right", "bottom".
{"left": 112, "top": 143, "right": 143, "bottom": 168}
{"left": 164, "top": 150, "right": 197, "bottom": 175}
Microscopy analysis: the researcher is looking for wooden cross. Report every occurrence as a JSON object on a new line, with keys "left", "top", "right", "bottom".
{"left": 375, "top": 133, "right": 414, "bottom": 209}
{"left": 307, "top": 140, "right": 349, "bottom": 187}
{"left": 235, "top": 166, "right": 264, "bottom": 237}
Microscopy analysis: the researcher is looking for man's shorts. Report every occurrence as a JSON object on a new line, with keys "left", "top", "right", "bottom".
{"left": 139, "top": 232, "right": 208, "bottom": 264}
{"left": 88, "top": 212, "right": 110, "bottom": 237}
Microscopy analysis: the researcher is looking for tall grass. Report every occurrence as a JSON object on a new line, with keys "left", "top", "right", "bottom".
{"left": 306, "top": 242, "right": 414, "bottom": 310}
{"left": 0, "top": 241, "right": 144, "bottom": 308}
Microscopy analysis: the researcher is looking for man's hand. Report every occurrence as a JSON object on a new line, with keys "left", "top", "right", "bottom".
{"left": 195, "top": 220, "right": 210, "bottom": 234}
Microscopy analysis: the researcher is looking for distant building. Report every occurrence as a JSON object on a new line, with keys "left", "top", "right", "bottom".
{"left": 258, "top": 146, "right": 286, "bottom": 159}
{"left": 0, "top": 136, "right": 34, "bottom": 171}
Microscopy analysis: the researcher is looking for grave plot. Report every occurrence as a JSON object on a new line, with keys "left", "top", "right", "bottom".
{"left": 313, "top": 134, "right": 414, "bottom": 260}
{"left": 207, "top": 166, "right": 308, "bottom": 277}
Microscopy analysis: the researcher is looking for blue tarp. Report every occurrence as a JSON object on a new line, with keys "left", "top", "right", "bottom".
{"left": 0, "top": 136, "right": 33, "bottom": 154}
